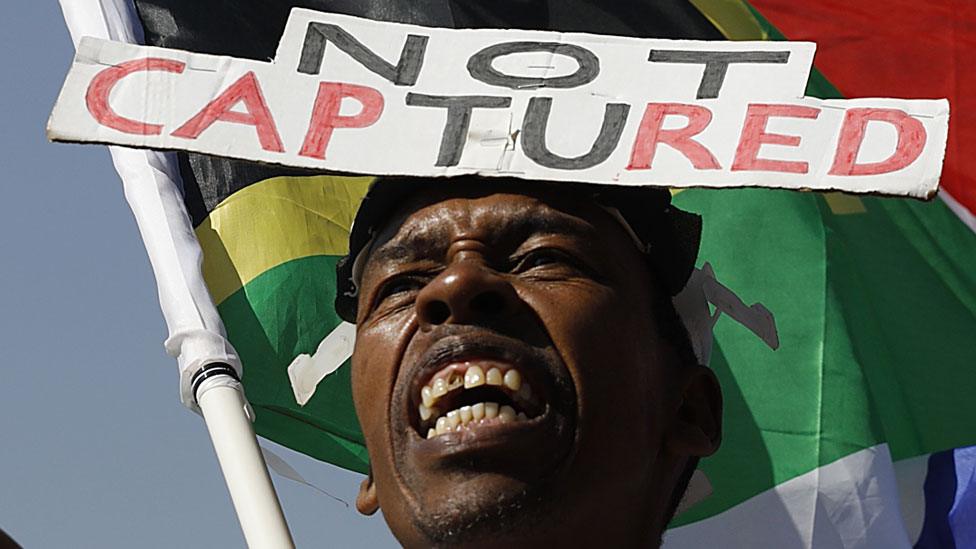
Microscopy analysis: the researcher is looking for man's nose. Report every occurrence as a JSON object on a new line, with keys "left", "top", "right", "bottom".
{"left": 415, "top": 259, "right": 520, "bottom": 327}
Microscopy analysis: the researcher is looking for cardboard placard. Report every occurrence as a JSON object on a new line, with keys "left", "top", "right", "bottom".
{"left": 48, "top": 9, "right": 949, "bottom": 198}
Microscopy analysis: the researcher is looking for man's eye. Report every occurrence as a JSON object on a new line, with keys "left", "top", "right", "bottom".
{"left": 375, "top": 276, "right": 423, "bottom": 302}
{"left": 511, "top": 249, "right": 577, "bottom": 273}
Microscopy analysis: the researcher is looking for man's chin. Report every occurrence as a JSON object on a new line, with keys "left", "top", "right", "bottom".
{"left": 406, "top": 473, "right": 556, "bottom": 546}
{"left": 390, "top": 403, "right": 576, "bottom": 545}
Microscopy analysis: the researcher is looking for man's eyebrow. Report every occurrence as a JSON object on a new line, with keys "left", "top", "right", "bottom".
{"left": 368, "top": 232, "right": 447, "bottom": 267}
{"left": 505, "top": 208, "right": 597, "bottom": 239}
{"left": 368, "top": 207, "right": 598, "bottom": 267}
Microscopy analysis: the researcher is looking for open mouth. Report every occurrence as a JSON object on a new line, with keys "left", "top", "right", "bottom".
{"left": 412, "top": 359, "right": 546, "bottom": 439}
{"left": 397, "top": 334, "right": 575, "bottom": 481}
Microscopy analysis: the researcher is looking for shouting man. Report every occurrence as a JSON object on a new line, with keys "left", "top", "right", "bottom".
{"left": 333, "top": 177, "right": 723, "bottom": 547}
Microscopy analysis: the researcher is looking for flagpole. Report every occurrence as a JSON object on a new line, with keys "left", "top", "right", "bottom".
{"left": 193, "top": 365, "right": 294, "bottom": 548}
{"left": 57, "top": 1, "right": 295, "bottom": 546}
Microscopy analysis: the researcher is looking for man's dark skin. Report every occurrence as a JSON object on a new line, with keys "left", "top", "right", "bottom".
{"left": 347, "top": 180, "right": 723, "bottom": 548}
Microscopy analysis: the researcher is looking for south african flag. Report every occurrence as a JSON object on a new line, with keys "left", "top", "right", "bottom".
{"left": 131, "top": 1, "right": 976, "bottom": 546}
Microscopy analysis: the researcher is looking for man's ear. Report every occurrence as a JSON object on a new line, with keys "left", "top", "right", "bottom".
{"left": 665, "top": 365, "right": 722, "bottom": 457}
{"left": 356, "top": 471, "right": 379, "bottom": 515}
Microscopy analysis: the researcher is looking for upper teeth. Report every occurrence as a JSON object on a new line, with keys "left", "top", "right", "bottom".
{"left": 418, "top": 364, "right": 535, "bottom": 439}
{"left": 421, "top": 365, "right": 525, "bottom": 407}
{"left": 464, "top": 366, "right": 484, "bottom": 388}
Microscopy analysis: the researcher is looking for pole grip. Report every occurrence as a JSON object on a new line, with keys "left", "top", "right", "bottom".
{"left": 194, "top": 365, "right": 295, "bottom": 548}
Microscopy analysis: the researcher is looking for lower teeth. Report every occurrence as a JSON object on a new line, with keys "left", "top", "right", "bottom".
{"left": 426, "top": 403, "right": 527, "bottom": 438}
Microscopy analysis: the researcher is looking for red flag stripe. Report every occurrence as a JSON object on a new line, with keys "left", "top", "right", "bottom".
{"left": 748, "top": 0, "right": 976, "bottom": 216}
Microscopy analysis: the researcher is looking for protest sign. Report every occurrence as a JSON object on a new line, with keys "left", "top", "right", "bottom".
{"left": 48, "top": 9, "right": 949, "bottom": 197}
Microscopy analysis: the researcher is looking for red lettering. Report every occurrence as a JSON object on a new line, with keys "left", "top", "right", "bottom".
{"left": 732, "top": 104, "right": 820, "bottom": 174}
{"left": 299, "top": 83, "right": 384, "bottom": 160}
{"left": 171, "top": 71, "right": 284, "bottom": 152}
{"left": 829, "top": 108, "right": 927, "bottom": 176}
{"left": 626, "top": 103, "right": 720, "bottom": 170}
{"left": 86, "top": 58, "right": 185, "bottom": 135}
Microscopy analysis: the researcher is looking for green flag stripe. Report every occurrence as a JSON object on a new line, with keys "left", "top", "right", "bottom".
{"left": 672, "top": 189, "right": 976, "bottom": 526}
{"left": 822, "top": 197, "right": 976, "bottom": 460}
{"left": 669, "top": 188, "right": 835, "bottom": 525}
{"left": 217, "top": 254, "right": 369, "bottom": 474}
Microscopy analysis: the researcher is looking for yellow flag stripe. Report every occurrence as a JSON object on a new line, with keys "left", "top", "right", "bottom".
{"left": 196, "top": 175, "right": 373, "bottom": 304}
{"left": 688, "top": 0, "right": 767, "bottom": 41}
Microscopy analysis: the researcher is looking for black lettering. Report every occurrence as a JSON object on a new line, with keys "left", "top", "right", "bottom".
{"left": 467, "top": 42, "right": 600, "bottom": 90}
{"left": 298, "top": 22, "right": 428, "bottom": 86}
{"left": 648, "top": 50, "right": 790, "bottom": 99}
{"left": 521, "top": 97, "right": 629, "bottom": 170}
{"left": 406, "top": 93, "right": 513, "bottom": 167}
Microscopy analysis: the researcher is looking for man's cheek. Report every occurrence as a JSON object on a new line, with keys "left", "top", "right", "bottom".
{"left": 353, "top": 320, "right": 418, "bottom": 446}
{"left": 542, "top": 284, "right": 620, "bottom": 344}
{"left": 351, "top": 337, "right": 396, "bottom": 438}
{"left": 548, "top": 286, "right": 653, "bottom": 431}
{"left": 351, "top": 358, "right": 381, "bottom": 443}
{"left": 520, "top": 281, "right": 616, "bottom": 327}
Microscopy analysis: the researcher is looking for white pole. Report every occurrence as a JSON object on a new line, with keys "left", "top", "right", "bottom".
{"left": 194, "top": 367, "right": 295, "bottom": 549}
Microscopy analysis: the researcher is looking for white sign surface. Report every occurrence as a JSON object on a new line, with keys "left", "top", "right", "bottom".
{"left": 48, "top": 9, "right": 949, "bottom": 198}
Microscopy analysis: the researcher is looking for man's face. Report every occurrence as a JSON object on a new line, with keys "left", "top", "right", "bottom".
{"left": 350, "top": 183, "right": 720, "bottom": 547}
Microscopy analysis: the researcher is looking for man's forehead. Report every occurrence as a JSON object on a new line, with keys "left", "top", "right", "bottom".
{"left": 369, "top": 186, "right": 605, "bottom": 262}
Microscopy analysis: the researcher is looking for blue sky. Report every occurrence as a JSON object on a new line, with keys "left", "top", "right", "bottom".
{"left": 0, "top": 3, "right": 396, "bottom": 547}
